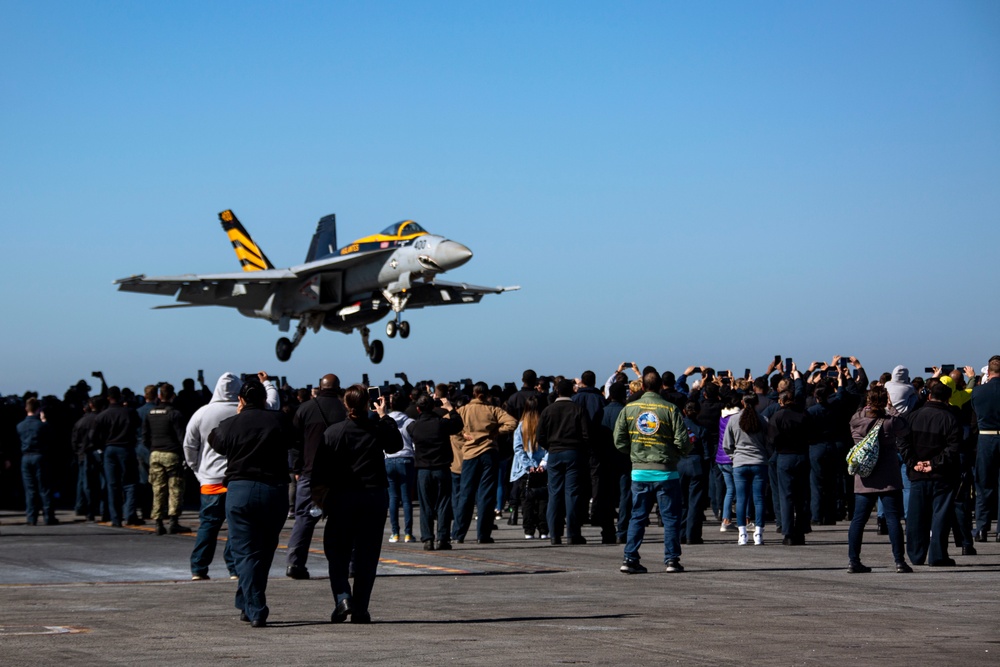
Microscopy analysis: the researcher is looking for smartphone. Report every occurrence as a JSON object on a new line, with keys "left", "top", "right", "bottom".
{"left": 394, "top": 372, "right": 404, "bottom": 379}
{"left": 941, "top": 364, "right": 955, "bottom": 374}
{"left": 622, "top": 361, "right": 631, "bottom": 368}
{"left": 924, "top": 367, "right": 934, "bottom": 374}
{"left": 721, "top": 376, "right": 731, "bottom": 385}
{"left": 367, "top": 386, "right": 381, "bottom": 406}
{"left": 839, "top": 358, "right": 848, "bottom": 369}
{"left": 826, "top": 369, "right": 839, "bottom": 378}
{"left": 280, "top": 376, "right": 287, "bottom": 387}
{"left": 92, "top": 371, "right": 102, "bottom": 378}
{"left": 774, "top": 355, "right": 781, "bottom": 367}
{"left": 197, "top": 369, "right": 205, "bottom": 383}
{"left": 784, "top": 358, "right": 793, "bottom": 375}
{"left": 719, "top": 370, "right": 730, "bottom": 378}
{"left": 744, "top": 368, "right": 751, "bottom": 380}
{"left": 362, "top": 373, "right": 370, "bottom": 386}
{"left": 306, "top": 384, "right": 313, "bottom": 391}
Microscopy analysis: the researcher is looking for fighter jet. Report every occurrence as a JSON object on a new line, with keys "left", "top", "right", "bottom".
{"left": 115, "top": 210, "right": 519, "bottom": 363}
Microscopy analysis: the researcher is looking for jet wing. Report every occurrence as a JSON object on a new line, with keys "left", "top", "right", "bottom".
{"left": 400, "top": 279, "right": 520, "bottom": 310}
{"left": 114, "top": 270, "right": 297, "bottom": 309}
{"left": 114, "top": 248, "right": 398, "bottom": 310}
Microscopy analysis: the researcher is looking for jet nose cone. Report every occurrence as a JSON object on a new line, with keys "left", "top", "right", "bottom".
{"left": 436, "top": 240, "right": 473, "bottom": 270}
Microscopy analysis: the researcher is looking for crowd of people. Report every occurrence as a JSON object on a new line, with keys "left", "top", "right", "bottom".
{"left": 3, "top": 354, "right": 1000, "bottom": 624}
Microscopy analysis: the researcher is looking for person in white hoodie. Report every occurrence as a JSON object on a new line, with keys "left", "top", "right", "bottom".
{"left": 184, "top": 372, "right": 279, "bottom": 580}
{"left": 879, "top": 365, "right": 918, "bottom": 530}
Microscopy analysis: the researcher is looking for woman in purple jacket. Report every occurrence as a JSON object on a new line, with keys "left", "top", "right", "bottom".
{"left": 846, "top": 385, "right": 912, "bottom": 573}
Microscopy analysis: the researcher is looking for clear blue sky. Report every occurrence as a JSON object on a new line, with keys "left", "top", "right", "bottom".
{"left": 2, "top": 1, "right": 998, "bottom": 397}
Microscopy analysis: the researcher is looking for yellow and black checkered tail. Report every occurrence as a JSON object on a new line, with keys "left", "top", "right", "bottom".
{"left": 218, "top": 209, "right": 275, "bottom": 272}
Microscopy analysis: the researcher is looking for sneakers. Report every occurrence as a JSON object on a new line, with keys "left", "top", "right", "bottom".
{"left": 620, "top": 559, "right": 648, "bottom": 574}
{"left": 191, "top": 574, "right": 210, "bottom": 581}
{"left": 388, "top": 534, "right": 399, "bottom": 543}
{"left": 665, "top": 559, "right": 684, "bottom": 573}
{"left": 737, "top": 528, "right": 748, "bottom": 546}
{"left": 539, "top": 534, "right": 549, "bottom": 540}
{"left": 847, "top": 562, "right": 872, "bottom": 574}
{"left": 753, "top": 527, "right": 763, "bottom": 546}
{"left": 524, "top": 534, "right": 536, "bottom": 540}
{"left": 720, "top": 519, "right": 731, "bottom": 533}
{"left": 404, "top": 534, "right": 415, "bottom": 543}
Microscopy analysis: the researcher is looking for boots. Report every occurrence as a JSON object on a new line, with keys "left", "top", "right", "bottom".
{"left": 737, "top": 526, "right": 748, "bottom": 546}
{"left": 168, "top": 516, "right": 192, "bottom": 534}
{"left": 753, "top": 526, "right": 763, "bottom": 546}
{"left": 155, "top": 519, "right": 167, "bottom": 536}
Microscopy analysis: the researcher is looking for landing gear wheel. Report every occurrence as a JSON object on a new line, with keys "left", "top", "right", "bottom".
{"left": 398, "top": 321, "right": 410, "bottom": 339}
{"left": 276, "top": 337, "right": 293, "bottom": 362}
{"left": 386, "top": 320, "right": 397, "bottom": 338}
{"left": 368, "top": 339, "right": 384, "bottom": 364}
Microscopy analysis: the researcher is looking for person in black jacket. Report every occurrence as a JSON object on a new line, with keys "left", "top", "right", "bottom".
{"left": 767, "top": 391, "right": 812, "bottom": 545}
{"left": 407, "top": 394, "right": 463, "bottom": 550}
{"left": 91, "top": 386, "right": 141, "bottom": 527}
{"left": 209, "top": 380, "right": 292, "bottom": 628}
{"left": 314, "top": 384, "right": 403, "bottom": 624}
{"left": 285, "top": 373, "right": 346, "bottom": 580}
{"left": 903, "top": 381, "right": 962, "bottom": 566}
{"left": 537, "top": 379, "right": 591, "bottom": 545}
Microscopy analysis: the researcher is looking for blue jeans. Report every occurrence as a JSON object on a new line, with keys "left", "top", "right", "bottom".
{"left": 624, "top": 478, "right": 682, "bottom": 564}
{"left": 547, "top": 449, "right": 586, "bottom": 540}
{"left": 385, "top": 457, "right": 415, "bottom": 536}
{"left": 849, "top": 491, "right": 905, "bottom": 565}
{"left": 286, "top": 475, "right": 320, "bottom": 568}
{"left": 417, "top": 468, "right": 452, "bottom": 543}
{"left": 877, "top": 460, "right": 911, "bottom": 520}
{"left": 733, "top": 464, "right": 767, "bottom": 528}
{"left": 719, "top": 463, "right": 734, "bottom": 522}
{"left": 226, "top": 480, "right": 288, "bottom": 623}
{"left": 324, "top": 488, "right": 388, "bottom": 615}
{"left": 103, "top": 445, "right": 138, "bottom": 525}
{"left": 191, "top": 492, "right": 236, "bottom": 577}
{"left": 454, "top": 450, "right": 499, "bottom": 541}
{"left": 21, "top": 453, "right": 54, "bottom": 522}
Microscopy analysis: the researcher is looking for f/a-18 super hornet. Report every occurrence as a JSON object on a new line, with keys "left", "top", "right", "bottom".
{"left": 115, "top": 210, "right": 518, "bottom": 363}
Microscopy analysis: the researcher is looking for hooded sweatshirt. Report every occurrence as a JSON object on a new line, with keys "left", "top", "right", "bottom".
{"left": 182, "top": 373, "right": 279, "bottom": 487}
{"left": 884, "top": 366, "right": 918, "bottom": 415}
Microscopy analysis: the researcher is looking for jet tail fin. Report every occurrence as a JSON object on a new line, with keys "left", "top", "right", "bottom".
{"left": 219, "top": 209, "right": 275, "bottom": 272}
{"left": 305, "top": 214, "right": 338, "bottom": 263}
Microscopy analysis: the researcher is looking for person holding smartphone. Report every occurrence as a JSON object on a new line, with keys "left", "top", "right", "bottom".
{"left": 313, "top": 385, "right": 403, "bottom": 623}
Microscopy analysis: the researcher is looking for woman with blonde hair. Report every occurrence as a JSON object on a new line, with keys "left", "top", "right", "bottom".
{"left": 510, "top": 397, "right": 549, "bottom": 539}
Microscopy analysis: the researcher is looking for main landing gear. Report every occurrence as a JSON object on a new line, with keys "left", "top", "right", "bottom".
{"left": 275, "top": 315, "right": 322, "bottom": 362}
{"left": 385, "top": 319, "right": 410, "bottom": 339}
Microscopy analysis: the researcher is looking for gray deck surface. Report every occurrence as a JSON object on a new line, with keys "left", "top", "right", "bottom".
{"left": 1, "top": 508, "right": 997, "bottom": 666}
